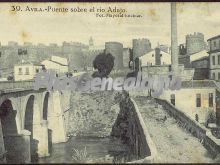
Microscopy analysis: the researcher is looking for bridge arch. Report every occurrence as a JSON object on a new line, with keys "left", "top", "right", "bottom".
{"left": 23, "top": 95, "right": 39, "bottom": 162}
{"left": 42, "top": 92, "right": 50, "bottom": 120}
{"left": 0, "top": 99, "right": 18, "bottom": 135}
{"left": 0, "top": 99, "right": 18, "bottom": 162}
{"left": 42, "top": 91, "right": 53, "bottom": 153}
{"left": 24, "top": 95, "right": 35, "bottom": 131}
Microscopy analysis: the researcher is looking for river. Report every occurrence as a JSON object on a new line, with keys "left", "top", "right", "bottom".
{"left": 38, "top": 136, "right": 132, "bottom": 163}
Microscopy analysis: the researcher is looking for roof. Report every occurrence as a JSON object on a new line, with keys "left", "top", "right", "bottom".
{"left": 207, "top": 49, "right": 220, "bottom": 54}
{"left": 41, "top": 59, "right": 68, "bottom": 66}
{"left": 139, "top": 49, "right": 170, "bottom": 58}
{"left": 191, "top": 56, "right": 209, "bottom": 62}
{"left": 181, "top": 80, "right": 216, "bottom": 89}
{"left": 189, "top": 50, "right": 209, "bottom": 62}
{"left": 49, "top": 60, "right": 68, "bottom": 66}
{"left": 14, "top": 61, "right": 43, "bottom": 66}
{"left": 207, "top": 35, "right": 220, "bottom": 41}
{"left": 51, "top": 56, "right": 68, "bottom": 65}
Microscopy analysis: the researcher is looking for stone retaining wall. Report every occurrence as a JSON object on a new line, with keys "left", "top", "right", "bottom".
{"left": 111, "top": 92, "right": 157, "bottom": 163}
{"left": 67, "top": 91, "right": 121, "bottom": 137}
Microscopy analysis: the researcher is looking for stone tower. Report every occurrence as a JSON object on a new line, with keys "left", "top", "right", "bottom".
{"left": 105, "top": 42, "right": 123, "bottom": 70}
{"left": 89, "top": 37, "right": 94, "bottom": 47}
{"left": 132, "top": 38, "right": 151, "bottom": 59}
{"left": 186, "top": 32, "right": 206, "bottom": 54}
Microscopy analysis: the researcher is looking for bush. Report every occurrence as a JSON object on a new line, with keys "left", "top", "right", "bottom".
{"left": 72, "top": 146, "right": 89, "bottom": 163}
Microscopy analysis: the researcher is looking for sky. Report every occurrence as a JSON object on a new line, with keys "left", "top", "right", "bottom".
{"left": 0, "top": 2, "right": 220, "bottom": 48}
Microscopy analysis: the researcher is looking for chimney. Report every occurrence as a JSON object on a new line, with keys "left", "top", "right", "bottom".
{"left": 171, "top": 2, "right": 179, "bottom": 74}
{"left": 155, "top": 48, "right": 161, "bottom": 65}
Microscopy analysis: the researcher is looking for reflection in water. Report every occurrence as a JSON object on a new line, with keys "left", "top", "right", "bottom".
{"left": 39, "top": 136, "right": 132, "bottom": 163}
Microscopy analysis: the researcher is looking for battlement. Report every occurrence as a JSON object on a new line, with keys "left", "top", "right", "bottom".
{"left": 133, "top": 38, "right": 151, "bottom": 43}
{"left": 186, "top": 32, "right": 204, "bottom": 39}
{"left": 62, "top": 41, "right": 88, "bottom": 48}
{"left": 105, "top": 41, "right": 123, "bottom": 46}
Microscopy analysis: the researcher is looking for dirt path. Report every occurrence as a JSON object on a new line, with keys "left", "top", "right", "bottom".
{"left": 133, "top": 96, "right": 214, "bottom": 163}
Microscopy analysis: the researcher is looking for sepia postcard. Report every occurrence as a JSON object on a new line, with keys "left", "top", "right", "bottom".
{"left": 0, "top": 1, "right": 220, "bottom": 164}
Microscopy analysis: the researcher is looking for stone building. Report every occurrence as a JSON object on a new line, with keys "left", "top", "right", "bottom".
{"left": 179, "top": 50, "right": 209, "bottom": 80}
{"left": 191, "top": 56, "right": 209, "bottom": 80}
{"left": 14, "top": 61, "right": 43, "bottom": 81}
{"left": 139, "top": 48, "right": 171, "bottom": 67}
{"left": 41, "top": 56, "right": 69, "bottom": 75}
{"left": 160, "top": 80, "right": 218, "bottom": 124}
{"left": 208, "top": 35, "right": 220, "bottom": 80}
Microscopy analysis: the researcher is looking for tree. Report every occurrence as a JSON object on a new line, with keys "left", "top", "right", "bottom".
{"left": 92, "top": 52, "right": 115, "bottom": 78}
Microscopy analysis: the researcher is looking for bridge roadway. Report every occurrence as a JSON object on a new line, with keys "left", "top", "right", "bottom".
{"left": 133, "top": 96, "right": 215, "bottom": 163}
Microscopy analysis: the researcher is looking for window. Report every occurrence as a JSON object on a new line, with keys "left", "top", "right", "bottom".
{"left": 152, "top": 54, "right": 154, "bottom": 57}
{"left": 209, "top": 93, "right": 213, "bottom": 107}
{"left": 213, "top": 73, "right": 216, "bottom": 80}
{"left": 218, "top": 55, "right": 220, "bottom": 65}
{"left": 208, "top": 41, "right": 211, "bottom": 51}
{"left": 196, "top": 94, "right": 201, "bottom": 107}
{"left": 214, "top": 41, "right": 217, "bottom": 47}
{"left": 170, "top": 94, "right": 175, "bottom": 106}
{"left": 160, "top": 54, "right": 162, "bottom": 57}
{"left": 25, "top": 67, "right": 29, "bottom": 75}
{"left": 36, "top": 69, "right": 39, "bottom": 73}
{"left": 0, "top": 52, "right": 1, "bottom": 58}
{"left": 18, "top": 49, "right": 22, "bottom": 55}
{"left": 18, "top": 68, "right": 22, "bottom": 75}
{"left": 213, "top": 56, "right": 215, "bottom": 65}
{"left": 218, "top": 73, "right": 220, "bottom": 80}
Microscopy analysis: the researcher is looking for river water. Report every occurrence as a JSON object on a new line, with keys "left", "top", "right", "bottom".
{"left": 38, "top": 136, "right": 132, "bottom": 163}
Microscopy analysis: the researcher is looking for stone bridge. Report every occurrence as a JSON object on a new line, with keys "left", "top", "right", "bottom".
{"left": 0, "top": 80, "right": 216, "bottom": 163}
{"left": 0, "top": 81, "right": 71, "bottom": 163}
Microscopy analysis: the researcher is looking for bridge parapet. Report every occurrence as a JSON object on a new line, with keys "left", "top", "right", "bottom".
{"left": 0, "top": 81, "right": 35, "bottom": 92}
{"left": 155, "top": 98, "right": 220, "bottom": 158}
